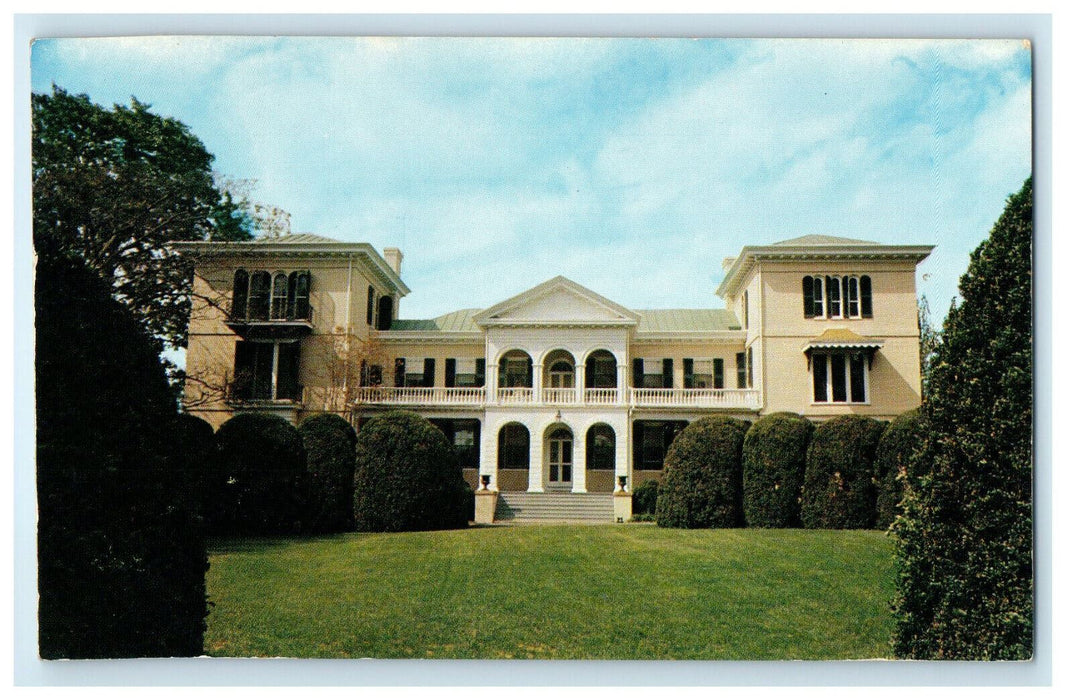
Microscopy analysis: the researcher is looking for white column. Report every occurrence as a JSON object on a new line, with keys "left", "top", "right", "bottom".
{"left": 617, "top": 418, "right": 631, "bottom": 492}
{"left": 533, "top": 362, "right": 543, "bottom": 404}
{"left": 486, "top": 357, "right": 497, "bottom": 404}
{"left": 527, "top": 428, "right": 544, "bottom": 492}
{"left": 617, "top": 363, "right": 627, "bottom": 404}
{"left": 572, "top": 427, "right": 587, "bottom": 493}
{"left": 574, "top": 363, "right": 584, "bottom": 404}
{"left": 480, "top": 419, "right": 499, "bottom": 491}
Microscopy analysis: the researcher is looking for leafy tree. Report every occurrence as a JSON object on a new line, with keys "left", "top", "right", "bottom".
{"left": 655, "top": 417, "right": 751, "bottom": 528}
{"left": 36, "top": 251, "right": 207, "bottom": 658}
{"left": 353, "top": 411, "right": 469, "bottom": 532}
{"left": 892, "top": 178, "right": 1033, "bottom": 660}
{"left": 32, "top": 86, "right": 252, "bottom": 381}
{"left": 742, "top": 412, "right": 814, "bottom": 528}
{"left": 299, "top": 413, "right": 359, "bottom": 533}
{"left": 873, "top": 409, "right": 923, "bottom": 529}
{"left": 918, "top": 295, "right": 942, "bottom": 399}
{"left": 801, "top": 415, "right": 886, "bottom": 529}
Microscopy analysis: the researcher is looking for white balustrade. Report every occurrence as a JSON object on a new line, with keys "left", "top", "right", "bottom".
{"left": 353, "top": 385, "right": 761, "bottom": 409}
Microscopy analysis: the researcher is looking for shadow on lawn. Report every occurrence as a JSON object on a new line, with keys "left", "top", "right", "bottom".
{"left": 207, "top": 532, "right": 356, "bottom": 554}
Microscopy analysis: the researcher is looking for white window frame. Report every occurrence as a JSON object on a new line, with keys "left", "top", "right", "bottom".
{"left": 809, "top": 274, "right": 866, "bottom": 320}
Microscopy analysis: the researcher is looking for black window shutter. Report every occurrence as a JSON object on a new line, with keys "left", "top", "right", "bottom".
{"left": 366, "top": 285, "right": 375, "bottom": 325}
{"left": 585, "top": 355, "right": 596, "bottom": 389}
{"left": 475, "top": 359, "right": 486, "bottom": 387}
{"left": 825, "top": 276, "right": 834, "bottom": 317}
{"left": 231, "top": 270, "right": 249, "bottom": 321}
{"left": 662, "top": 359, "right": 674, "bottom": 388}
{"left": 714, "top": 358, "right": 724, "bottom": 389}
{"left": 424, "top": 358, "right": 435, "bottom": 387}
{"left": 632, "top": 422, "right": 645, "bottom": 470}
{"left": 285, "top": 272, "right": 298, "bottom": 319}
{"left": 277, "top": 343, "right": 301, "bottom": 400}
{"left": 861, "top": 275, "right": 873, "bottom": 317}
{"left": 736, "top": 352, "right": 747, "bottom": 389}
{"left": 360, "top": 359, "right": 368, "bottom": 387}
{"left": 294, "top": 271, "right": 311, "bottom": 320}
{"left": 394, "top": 358, "right": 405, "bottom": 387}
{"left": 802, "top": 276, "right": 814, "bottom": 318}
{"left": 842, "top": 276, "right": 850, "bottom": 313}
{"left": 445, "top": 358, "right": 456, "bottom": 387}
{"left": 526, "top": 357, "right": 533, "bottom": 387}
{"left": 747, "top": 348, "right": 754, "bottom": 388}
{"left": 632, "top": 358, "right": 644, "bottom": 387}
{"left": 683, "top": 358, "right": 694, "bottom": 389}
{"left": 232, "top": 341, "right": 255, "bottom": 400}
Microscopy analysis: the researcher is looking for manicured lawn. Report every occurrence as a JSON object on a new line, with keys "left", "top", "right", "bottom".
{"left": 205, "top": 525, "right": 896, "bottom": 659}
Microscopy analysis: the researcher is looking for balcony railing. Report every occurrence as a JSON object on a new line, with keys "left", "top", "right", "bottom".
{"left": 354, "top": 386, "right": 761, "bottom": 410}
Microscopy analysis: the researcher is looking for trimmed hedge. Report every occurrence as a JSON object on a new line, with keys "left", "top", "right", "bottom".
{"left": 353, "top": 411, "right": 469, "bottom": 532}
{"left": 214, "top": 413, "right": 306, "bottom": 535}
{"left": 874, "top": 409, "right": 923, "bottom": 529}
{"left": 172, "top": 413, "right": 217, "bottom": 525}
{"left": 656, "top": 417, "right": 751, "bottom": 528}
{"left": 742, "top": 412, "right": 814, "bottom": 528}
{"left": 299, "top": 413, "right": 359, "bottom": 533}
{"left": 801, "top": 415, "right": 886, "bottom": 529}
{"left": 36, "top": 252, "right": 207, "bottom": 658}
{"left": 632, "top": 479, "right": 659, "bottom": 516}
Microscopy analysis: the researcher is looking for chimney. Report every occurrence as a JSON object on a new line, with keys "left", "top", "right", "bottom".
{"left": 383, "top": 247, "right": 403, "bottom": 276}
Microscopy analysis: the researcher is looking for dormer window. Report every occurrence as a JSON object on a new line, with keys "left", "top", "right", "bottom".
{"left": 803, "top": 275, "right": 872, "bottom": 319}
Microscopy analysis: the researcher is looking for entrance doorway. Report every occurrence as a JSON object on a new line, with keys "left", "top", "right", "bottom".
{"left": 548, "top": 427, "right": 573, "bottom": 487}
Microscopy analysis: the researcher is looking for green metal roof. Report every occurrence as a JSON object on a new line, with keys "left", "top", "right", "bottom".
{"left": 634, "top": 309, "right": 741, "bottom": 333}
{"left": 246, "top": 233, "right": 343, "bottom": 245}
{"left": 391, "top": 307, "right": 740, "bottom": 333}
{"left": 772, "top": 234, "right": 878, "bottom": 246}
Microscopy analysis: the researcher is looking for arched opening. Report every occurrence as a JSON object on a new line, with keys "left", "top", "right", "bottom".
{"left": 586, "top": 424, "right": 616, "bottom": 493}
{"left": 247, "top": 271, "right": 271, "bottom": 321}
{"left": 376, "top": 295, "right": 394, "bottom": 331}
{"left": 497, "top": 423, "right": 530, "bottom": 492}
{"left": 545, "top": 426, "right": 573, "bottom": 488}
{"left": 498, "top": 350, "right": 533, "bottom": 388}
{"left": 584, "top": 349, "right": 618, "bottom": 389}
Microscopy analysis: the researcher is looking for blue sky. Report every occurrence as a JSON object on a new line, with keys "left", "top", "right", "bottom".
{"left": 31, "top": 36, "right": 1032, "bottom": 320}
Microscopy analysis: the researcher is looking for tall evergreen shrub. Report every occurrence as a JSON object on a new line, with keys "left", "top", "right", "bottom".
{"left": 214, "top": 413, "right": 306, "bottom": 535}
{"left": 892, "top": 178, "right": 1033, "bottom": 660}
{"left": 655, "top": 417, "right": 751, "bottom": 528}
{"left": 742, "top": 412, "right": 814, "bottom": 528}
{"left": 353, "top": 411, "right": 469, "bottom": 532}
{"left": 36, "top": 253, "right": 207, "bottom": 658}
{"left": 801, "top": 415, "right": 885, "bottom": 529}
{"left": 299, "top": 413, "right": 358, "bottom": 533}
{"left": 874, "top": 409, "right": 923, "bottom": 529}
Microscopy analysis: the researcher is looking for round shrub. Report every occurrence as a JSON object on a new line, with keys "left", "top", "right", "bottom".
{"left": 214, "top": 412, "right": 306, "bottom": 535}
{"left": 742, "top": 412, "right": 814, "bottom": 528}
{"left": 801, "top": 415, "right": 886, "bottom": 529}
{"left": 874, "top": 409, "right": 924, "bottom": 529}
{"left": 353, "top": 411, "right": 469, "bottom": 532}
{"left": 632, "top": 479, "right": 660, "bottom": 516}
{"left": 655, "top": 417, "right": 751, "bottom": 529}
{"left": 299, "top": 413, "right": 359, "bottom": 533}
{"left": 172, "top": 413, "right": 217, "bottom": 525}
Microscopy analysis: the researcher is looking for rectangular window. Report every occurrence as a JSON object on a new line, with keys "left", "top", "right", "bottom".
{"left": 641, "top": 358, "right": 665, "bottom": 389}
{"left": 687, "top": 358, "right": 714, "bottom": 388}
{"left": 846, "top": 276, "right": 860, "bottom": 318}
{"left": 452, "top": 357, "right": 479, "bottom": 387}
{"left": 812, "top": 352, "right": 869, "bottom": 404}
{"left": 233, "top": 340, "right": 301, "bottom": 401}
{"left": 747, "top": 347, "right": 754, "bottom": 389}
{"left": 713, "top": 358, "right": 724, "bottom": 389}
{"left": 826, "top": 275, "right": 842, "bottom": 318}
{"left": 592, "top": 356, "right": 617, "bottom": 388}
{"left": 641, "top": 424, "right": 665, "bottom": 470}
{"left": 736, "top": 352, "right": 747, "bottom": 389}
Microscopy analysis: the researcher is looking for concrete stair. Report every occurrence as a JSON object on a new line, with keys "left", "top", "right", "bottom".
{"left": 495, "top": 491, "right": 614, "bottom": 523}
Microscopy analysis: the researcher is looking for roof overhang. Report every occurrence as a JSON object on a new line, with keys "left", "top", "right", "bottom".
{"left": 170, "top": 240, "right": 410, "bottom": 296}
{"left": 715, "top": 243, "right": 934, "bottom": 299}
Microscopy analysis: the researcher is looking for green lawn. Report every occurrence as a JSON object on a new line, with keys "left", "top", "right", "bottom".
{"left": 205, "top": 525, "right": 896, "bottom": 659}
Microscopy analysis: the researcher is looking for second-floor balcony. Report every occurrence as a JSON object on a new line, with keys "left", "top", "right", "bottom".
{"left": 353, "top": 386, "right": 761, "bottom": 410}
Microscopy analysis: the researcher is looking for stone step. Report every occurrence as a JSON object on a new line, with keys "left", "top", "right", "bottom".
{"left": 495, "top": 492, "right": 615, "bottom": 523}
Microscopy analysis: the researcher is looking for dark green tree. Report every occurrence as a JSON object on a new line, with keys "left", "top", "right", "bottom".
{"left": 36, "top": 252, "right": 208, "bottom": 658}
{"left": 742, "top": 412, "right": 814, "bottom": 528}
{"left": 918, "top": 295, "right": 942, "bottom": 399}
{"left": 892, "top": 177, "right": 1033, "bottom": 660}
{"left": 353, "top": 411, "right": 469, "bottom": 532}
{"left": 299, "top": 413, "right": 359, "bottom": 533}
{"left": 32, "top": 86, "right": 252, "bottom": 380}
{"left": 655, "top": 417, "right": 751, "bottom": 529}
{"left": 873, "top": 409, "right": 923, "bottom": 529}
{"left": 800, "top": 415, "right": 886, "bottom": 529}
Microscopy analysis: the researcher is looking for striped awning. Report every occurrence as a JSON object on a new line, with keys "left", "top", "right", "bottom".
{"left": 802, "top": 328, "right": 884, "bottom": 352}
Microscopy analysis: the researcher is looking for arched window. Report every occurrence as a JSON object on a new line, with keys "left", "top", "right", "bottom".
{"left": 498, "top": 424, "right": 530, "bottom": 470}
{"left": 586, "top": 424, "right": 615, "bottom": 470}
{"left": 825, "top": 275, "right": 842, "bottom": 318}
{"left": 231, "top": 269, "right": 249, "bottom": 320}
{"left": 271, "top": 272, "right": 289, "bottom": 319}
{"left": 248, "top": 271, "right": 271, "bottom": 321}
{"left": 376, "top": 295, "right": 394, "bottom": 331}
{"left": 585, "top": 350, "right": 617, "bottom": 389}
{"left": 289, "top": 271, "right": 311, "bottom": 320}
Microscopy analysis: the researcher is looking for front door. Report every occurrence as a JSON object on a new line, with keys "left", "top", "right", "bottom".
{"left": 548, "top": 430, "right": 573, "bottom": 486}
